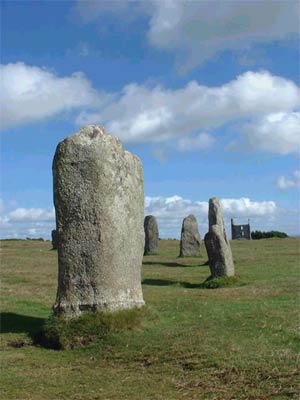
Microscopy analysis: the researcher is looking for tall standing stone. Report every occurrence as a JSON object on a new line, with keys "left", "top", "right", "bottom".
{"left": 53, "top": 125, "right": 145, "bottom": 317}
{"left": 179, "top": 214, "right": 201, "bottom": 257}
{"left": 144, "top": 215, "right": 159, "bottom": 255}
{"left": 204, "top": 198, "right": 235, "bottom": 278}
{"left": 51, "top": 229, "right": 58, "bottom": 250}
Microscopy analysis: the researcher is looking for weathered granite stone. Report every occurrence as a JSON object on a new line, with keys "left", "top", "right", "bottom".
{"left": 52, "top": 125, "right": 145, "bottom": 317}
{"left": 208, "top": 197, "right": 226, "bottom": 231}
{"left": 204, "top": 198, "right": 235, "bottom": 277}
{"left": 179, "top": 214, "right": 201, "bottom": 257}
{"left": 51, "top": 229, "right": 58, "bottom": 250}
{"left": 144, "top": 215, "right": 159, "bottom": 255}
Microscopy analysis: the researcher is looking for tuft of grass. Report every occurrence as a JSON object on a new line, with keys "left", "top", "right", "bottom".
{"left": 35, "top": 306, "right": 156, "bottom": 350}
{"left": 202, "top": 275, "right": 244, "bottom": 289}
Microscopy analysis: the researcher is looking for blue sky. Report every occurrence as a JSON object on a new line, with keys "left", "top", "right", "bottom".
{"left": 1, "top": 0, "right": 299, "bottom": 239}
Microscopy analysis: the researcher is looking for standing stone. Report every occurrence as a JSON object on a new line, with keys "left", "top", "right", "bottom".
{"left": 144, "top": 215, "right": 159, "bottom": 255}
{"left": 53, "top": 125, "right": 145, "bottom": 317}
{"left": 204, "top": 198, "right": 235, "bottom": 278}
{"left": 51, "top": 229, "right": 58, "bottom": 250}
{"left": 179, "top": 214, "right": 201, "bottom": 257}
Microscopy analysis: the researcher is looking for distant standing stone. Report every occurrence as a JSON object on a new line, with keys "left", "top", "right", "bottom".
{"left": 204, "top": 198, "right": 235, "bottom": 277}
{"left": 144, "top": 215, "right": 159, "bottom": 255}
{"left": 179, "top": 214, "right": 201, "bottom": 257}
{"left": 51, "top": 229, "right": 58, "bottom": 250}
{"left": 53, "top": 125, "right": 145, "bottom": 317}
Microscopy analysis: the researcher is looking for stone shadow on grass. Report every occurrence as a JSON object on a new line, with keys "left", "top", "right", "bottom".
{"left": 0, "top": 312, "right": 46, "bottom": 335}
{"left": 142, "top": 276, "right": 243, "bottom": 289}
{"left": 142, "top": 261, "right": 202, "bottom": 268}
{"left": 142, "top": 278, "right": 205, "bottom": 289}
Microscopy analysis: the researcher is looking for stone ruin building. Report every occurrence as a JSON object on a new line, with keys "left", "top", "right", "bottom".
{"left": 231, "top": 218, "right": 251, "bottom": 240}
{"left": 52, "top": 125, "right": 145, "bottom": 318}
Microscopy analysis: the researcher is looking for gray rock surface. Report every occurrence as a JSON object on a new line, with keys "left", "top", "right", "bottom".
{"left": 204, "top": 198, "right": 235, "bottom": 277}
{"left": 144, "top": 215, "right": 159, "bottom": 255}
{"left": 51, "top": 229, "right": 58, "bottom": 250}
{"left": 179, "top": 214, "right": 201, "bottom": 257}
{"left": 53, "top": 125, "right": 145, "bottom": 317}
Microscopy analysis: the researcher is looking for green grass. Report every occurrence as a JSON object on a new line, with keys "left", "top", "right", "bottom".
{"left": 35, "top": 307, "right": 156, "bottom": 350}
{"left": 1, "top": 238, "right": 299, "bottom": 399}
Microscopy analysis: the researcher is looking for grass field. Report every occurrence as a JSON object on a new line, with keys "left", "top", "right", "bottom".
{"left": 1, "top": 238, "right": 299, "bottom": 399}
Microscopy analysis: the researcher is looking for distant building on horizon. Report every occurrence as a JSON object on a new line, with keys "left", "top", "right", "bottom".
{"left": 231, "top": 218, "right": 251, "bottom": 240}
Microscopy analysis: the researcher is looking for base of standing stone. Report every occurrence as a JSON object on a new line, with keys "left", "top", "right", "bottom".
{"left": 53, "top": 299, "right": 145, "bottom": 318}
{"left": 204, "top": 226, "right": 235, "bottom": 278}
{"left": 178, "top": 251, "right": 200, "bottom": 257}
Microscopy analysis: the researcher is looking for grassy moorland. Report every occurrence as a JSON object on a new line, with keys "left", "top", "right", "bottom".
{"left": 0, "top": 238, "right": 299, "bottom": 400}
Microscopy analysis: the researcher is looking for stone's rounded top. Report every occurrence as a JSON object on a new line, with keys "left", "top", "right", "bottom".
{"left": 144, "top": 215, "right": 158, "bottom": 229}
{"left": 184, "top": 214, "right": 197, "bottom": 221}
{"left": 52, "top": 125, "right": 144, "bottom": 175}
{"left": 145, "top": 215, "right": 156, "bottom": 220}
{"left": 55, "top": 124, "right": 124, "bottom": 155}
{"left": 69, "top": 125, "right": 118, "bottom": 146}
{"left": 208, "top": 197, "right": 225, "bottom": 232}
{"left": 209, "top": 197, "right": 220, "bottom": 206}
{"left": 77, "top": 125, "right": 106, "bottom": 139}
{"left": 79, "top": 125, "right": 123, "bottom": 151}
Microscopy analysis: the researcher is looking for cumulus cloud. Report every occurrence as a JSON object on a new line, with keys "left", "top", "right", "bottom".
{"left": 2, "top": 63, "right": 299, "bottom": 155}
{"left": 73, "top": 0, "right": 299, "bottom": 71}
{"left": 77, "top": 70, "right": 300, "bottom": 154}
{"left": 276, "top": 170, "right": 300, "bottom": 190}
{"left": 147, "top": 0, "right": 299, "bottom": 72}
{"left": 8, "top": 207, "right": 55, "bottom": 222}
{"left": 145, "top": 195, "right": 276, "bottom": 220}
{"left": 145, "top": 195, "right": 278, "bottom": 238}
{"left": 0, "top": 202, "right": 55, "bottom": 239}
{"left": 0, "top": 62, "right": 101, "bottom": 130}
{"left": 145, "top": 195, "right": 208, "bottom": 220}
{"left": 241, "top": 112, "right": 300, "bottom": 155}
{"left": 220, "top": 198, "right": 277, "bottom": 217}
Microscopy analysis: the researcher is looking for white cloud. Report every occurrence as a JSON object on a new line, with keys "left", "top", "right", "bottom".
{"left": 241, "top": 112, "right": 300, "bottom": 155}
{"left": 0, "top": 204, "right": 55, "bottom": 240}
{"left": 145, "top": 195, "right": 279, "bottom": 238}
{"left": 0, "top": 62, "right": 101, "bottom": 130}
{"left": 220, "top": 198, "right": 277, "bottom": 217}
{"left": 77, "top": 70, "right": 300, "bottom": 154}
{"left": 8, "top": 207, "right": 55, "bottom": 222}
{"left": 2, "top": 63, "right": 299, "bottom": 155}
{"left": 147, "top": 1, "right": 299, "bottom": 72}
{"left": 177, "top": 133, "right": 215, "bottom": 152}
{"left": 73, "top": 0, "right": 299, "bottom": 71}
{"left": 276, "top": 170, "right": 300, "bottom": 190}
{"left": 145, "top": 195, "right": 276, "bottom": 220}
{"left": 145, "top": 195, "right": 208, "bottom": 220}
